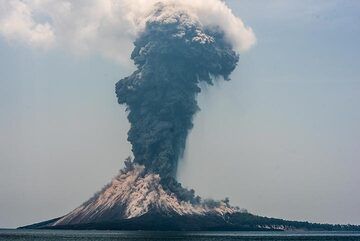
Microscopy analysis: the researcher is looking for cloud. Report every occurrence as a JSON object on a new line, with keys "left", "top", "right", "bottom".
{"left": 0, "top": 0, "right": 256, "bottom": 63}
{"left": 0, "top": 0, "right": 55, "bottom": 49}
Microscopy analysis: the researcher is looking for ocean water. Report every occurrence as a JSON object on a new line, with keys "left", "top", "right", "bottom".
{"left": 1, "top": 230, "right": 360, "bottom": 241}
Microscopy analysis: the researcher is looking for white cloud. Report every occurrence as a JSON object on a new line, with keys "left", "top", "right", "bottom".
{"left": 0, "top": 0, "right": 256, "bottom": 63}
{"left": 0, "top": 0, "right": 55, "bottom": 49}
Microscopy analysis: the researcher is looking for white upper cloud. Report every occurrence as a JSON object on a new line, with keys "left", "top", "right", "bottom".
{"left": 0, "top": 0, "right": 256, "bottom": 63}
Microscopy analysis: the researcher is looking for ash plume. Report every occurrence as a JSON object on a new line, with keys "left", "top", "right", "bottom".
{"left": 115, "top": 2, "right": 239, "bottom": 201}
{"left": 0, "top": 0, "right": 256, "bottom": 222}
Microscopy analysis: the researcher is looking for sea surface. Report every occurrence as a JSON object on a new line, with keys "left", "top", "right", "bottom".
{"left": 0, "top": 229, "right": 360, "bottom": 241}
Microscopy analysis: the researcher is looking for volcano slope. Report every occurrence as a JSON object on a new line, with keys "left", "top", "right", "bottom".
{"left": 20, "top": 163, "right": 360, "bottom": 231}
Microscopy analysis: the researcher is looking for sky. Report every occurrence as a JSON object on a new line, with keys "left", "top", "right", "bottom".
{"left": 0, "top": 0, "right": 360, "bottom": 228}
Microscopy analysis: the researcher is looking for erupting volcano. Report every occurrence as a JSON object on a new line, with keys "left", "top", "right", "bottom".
{"left": 20, "top": 1, "right": 360, "bottom": 231}
{"left": 50, "top": 1, "right": 243, "bottom": 226}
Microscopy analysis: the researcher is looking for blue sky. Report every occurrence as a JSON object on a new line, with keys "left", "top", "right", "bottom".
{"left": 0, "top": 0, "right": 360, "bottom": 228}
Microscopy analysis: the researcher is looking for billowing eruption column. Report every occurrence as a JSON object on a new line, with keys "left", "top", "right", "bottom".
{"left": 116, "top": 3, "right": 239, "bottom": 200}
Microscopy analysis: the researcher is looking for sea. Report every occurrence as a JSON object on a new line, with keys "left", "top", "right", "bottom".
{"left": 1, "top": 230, "right": 360, "bottom": 241}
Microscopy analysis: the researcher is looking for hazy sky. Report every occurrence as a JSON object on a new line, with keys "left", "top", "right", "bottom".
{"left": 1, "top": 0, "right": 360, "bottom": 228}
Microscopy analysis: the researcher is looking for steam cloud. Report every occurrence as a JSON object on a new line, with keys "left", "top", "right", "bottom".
{"left": 0, "top": 0, "right": 255, "bottom": 63}
{"left": 1, "top": 0, "right": 255, "bottom": 203}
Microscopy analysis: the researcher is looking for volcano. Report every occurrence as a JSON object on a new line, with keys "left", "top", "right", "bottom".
{"left": 48, "top": 163, "right": 238, "bottom": 226}
{"left": 18, "top": 1, "right": 360, "bottom": 232}
{"left": 20, "top": 162, "right": 360, "bottom": 231}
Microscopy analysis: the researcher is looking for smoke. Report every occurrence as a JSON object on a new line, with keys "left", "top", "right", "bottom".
{"left": 115, "top": 1, "right": 247, "bottom": 201}
{"left": 0, "top": 0, "right": 255, "bottom": 64}
{"left": 1, "top": 0, "right": 255, "bottom": 203}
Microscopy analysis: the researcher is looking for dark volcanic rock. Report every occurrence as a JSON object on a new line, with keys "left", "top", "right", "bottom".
{"left": 20, "top": 212, "right": 360, "bottom": 231}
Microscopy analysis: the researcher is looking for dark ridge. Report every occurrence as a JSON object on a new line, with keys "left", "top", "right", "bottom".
{"left": 19, "top": 213, "right": 360, "bottom": 231}
{"left": 18, "top": 217, "right": 62, "bottom": 229}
